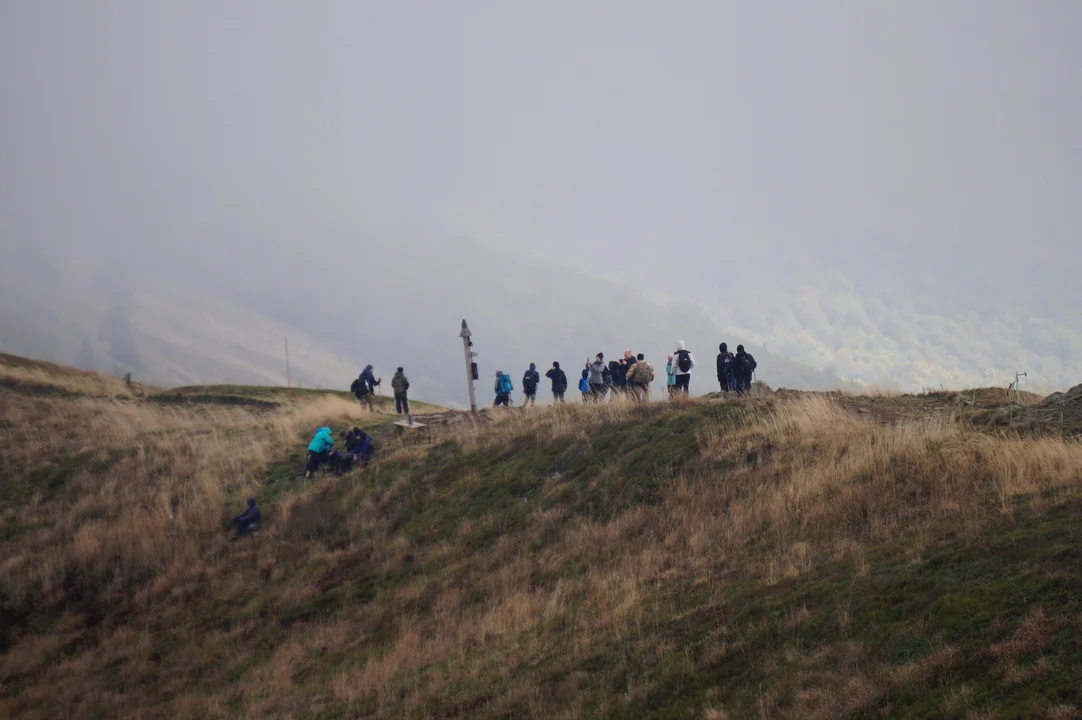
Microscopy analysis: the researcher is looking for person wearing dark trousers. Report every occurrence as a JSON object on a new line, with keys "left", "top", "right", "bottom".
{"left": 716, "top": 343, "right": 734, "bottom": 393}
{"left": 587, "top": 353, "right": 606, "bottom": 399}
{"left": 733, "top": 345, "right": 757, "bottom": 395}
{"left": 304, "top": 426, "right": 334, "bottom": 479}
{"left": 391, "top": 367, "right": 410, "bottom": 414}
{"left": 673, "top": 341, "right": 695, "bottom": 394}
{"left": 546, "top": 361, "right": 568, "bottom": 403}
{"left": 494, "top": 370, "right": 513, "bottom": 407}
{"left": 234, "top": 498, "right": 261, "bottom": 537}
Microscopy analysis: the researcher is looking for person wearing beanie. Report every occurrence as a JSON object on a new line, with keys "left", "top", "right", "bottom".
{"left": 391, "top": 367, "right": 410, "bottom": 415}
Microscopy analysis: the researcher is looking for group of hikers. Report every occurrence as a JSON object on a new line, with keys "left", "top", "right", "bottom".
{"left": 231, "top": 341, "right": 759, "bottom": 536}
{"left": 346, "top": 341, "right": 758, "bottom": 412}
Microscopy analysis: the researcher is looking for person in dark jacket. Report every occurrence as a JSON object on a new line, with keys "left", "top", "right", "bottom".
{"left": 545, "top": 362, "right": 568, "bottom": 403}
{"left": 341, "top": 427, "right": 374, "bottom": 459}
{"left": 234, "top": 498, "right": 261, "bottom": 537}
{"left": 609, "top": 360, "right": 624, "bottom": 396}
{"left": 733, "top": 345, "right": 757, "bottom": 394}
{"left": 350, "top": 365, "right": 381, "bottom": 412}
{"left": 716, "top": 343, "right": 735, "bottom": 393}
{"left": 391, "top": 367, "right": 410, "bottom": 415}
{"left": 522, "top": 363, "right": 540, "bottom": 407}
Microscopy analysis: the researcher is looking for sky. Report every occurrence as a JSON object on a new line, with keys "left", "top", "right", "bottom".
{"left": 1, "top": 1, "right": 1080, "bottom": 401}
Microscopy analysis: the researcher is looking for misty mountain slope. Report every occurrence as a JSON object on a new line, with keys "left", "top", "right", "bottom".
{"left": 0, "top": 234, "right": 848, "bottom": 406}
{"left": 714, "top": 264, "right": 1082, "bottom": 393}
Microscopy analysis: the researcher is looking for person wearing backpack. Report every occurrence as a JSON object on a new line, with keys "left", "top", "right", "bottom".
{"left": 733, "top": 345, "right": 757, "bottom": 394}
{"left": 673, "top": 341, "right": 695, "bottom": 394}
{"left": 494, "top": 370, "right": 514, "bottom": 407}
{"left": 350, "top": 364, "right": 381, "bottom": 411}
{"left": 522, "top": 363, "right": 540, "bottom": 407}
{"left": 391, "top": 367, "right": 410, "bottom": 415}
{"left": 545, "top": 361, "right": 568, "bottom": 403}
{"left": 716, "top": 343, "right": 735, "bottom": 393}
{"left": 625, "top": 353, "right": 654, "bottom": 401}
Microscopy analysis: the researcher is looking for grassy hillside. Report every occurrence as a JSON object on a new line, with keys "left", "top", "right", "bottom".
{"left": 1, "top": 356, "right": 1080, "bottom": 719}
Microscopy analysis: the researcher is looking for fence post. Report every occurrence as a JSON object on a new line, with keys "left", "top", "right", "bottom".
{"left": 1061, "top": 402, "right": 1066, "bottom": 437}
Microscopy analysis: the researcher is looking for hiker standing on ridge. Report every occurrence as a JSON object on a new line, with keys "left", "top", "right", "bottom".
{"left": 609, "top": 360, "right": 624, "bottom": 397}
{"left": 522, "top": 363, "right": 540, "bottom": 407}
{"left": 391, "top": 367, "right": 410, "bottom": 415}
{"left": 625, "top": 353, "right": 654, "bottom": 401}
{"left": 579, "top": 368, "right": 592, "bottom": 403}
{"left": 494, "top": 370, "right": 513, "bottom": 407}
{"left": 666, "top": 355, "right": 678, "bottom": 397}
{"left": 545, "top": 362, "right": 568, "bottom": 403}
{"left": 733, "top": 345, "right": 757, "bottom": 395}
{"left": 587, "top": 353, "right": 607, "bottom": 400}
{"left": 673, "top": 341, "right": 695, "bottom": 394}
{"left": 716, "top": 343, "right": 734, "bottom": 393}
{"left": 351, "top": 365, "right": 381, "bottom": 412}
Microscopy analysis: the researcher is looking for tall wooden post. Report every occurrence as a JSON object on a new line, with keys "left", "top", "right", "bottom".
{"left": 460, "top": 320, "right": 478, "bottom": 413}
{"left": 284, "top": 337, "right": 292, "bottom": 396}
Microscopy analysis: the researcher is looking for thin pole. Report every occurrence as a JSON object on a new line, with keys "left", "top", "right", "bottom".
{"left": 285, "top": 336, "right": 292, "bottom": 396}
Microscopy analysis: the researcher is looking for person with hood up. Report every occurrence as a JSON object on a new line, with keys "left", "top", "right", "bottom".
{"left": 522, "top": 363, "right": 540, "bottom": 407}
{"left": 545, "top": 361, "right": 568, "bottom": 403}
{"left": 665, "top": 355, "right": 678, "bottom": 397}
{"left": 673, "top": 341, "right": 695, "bottom": 394}
{"left": 350, "top": 365, "right": 381, "bottom": 412}
{"left": 587, "top": 353, "right": 607, "bottom": 399}
{"left": 233, "top": 498, "right": 261, "bottom": 537}
{"left": 579, "top": 368, "right": 592, "bottom": 402}
{"left": 716, "top": 343, "right": 735, "bottom": 393}
{"left": 304, "top": 426, "right": 334, "bottom": 479}
{"left": 494, "top": 370, "right": 513, "bottom": 407}
{"left": 391, "top": 367, "right": 410, "bottom": 415}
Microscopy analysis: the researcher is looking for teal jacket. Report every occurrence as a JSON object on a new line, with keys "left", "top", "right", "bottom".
{"left": 308, "top": 426, "right": 334, "bottom": 454}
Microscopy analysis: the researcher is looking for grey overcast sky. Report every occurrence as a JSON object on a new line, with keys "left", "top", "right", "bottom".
{"left": 2, "top": 1, "right": 1080, "bottom": 395}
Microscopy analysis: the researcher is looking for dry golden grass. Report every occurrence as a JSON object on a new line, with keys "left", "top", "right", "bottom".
{"left": 1, "top": 371, "right": 1080, "bottom": 719}
{"left": 0, "top": 390, "right": 365, "bottom": 615}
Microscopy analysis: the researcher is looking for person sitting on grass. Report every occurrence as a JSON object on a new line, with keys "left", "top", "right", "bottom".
{"left": 340, "top": 427, "right": 375, "bottom": 464}
{"left": 304, "top": 425, "right": 334, "bottom": 479}
{"left": 233, "top": 498, "right": 261, "bottom": 537}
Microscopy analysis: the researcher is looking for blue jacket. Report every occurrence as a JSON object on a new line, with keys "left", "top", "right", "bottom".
{"left": 359, "top": 368, "right": 379, "bottom": 393}
{"left": 308, "top": 426, "right": 334, "bottom": 454}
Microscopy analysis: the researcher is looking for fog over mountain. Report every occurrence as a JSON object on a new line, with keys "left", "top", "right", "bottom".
{"left": 2, "top": 2, "right": 1079, "bottom": 404}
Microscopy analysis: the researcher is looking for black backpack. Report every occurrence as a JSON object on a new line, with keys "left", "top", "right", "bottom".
{"left": 676, "top": 349, "right": 692, "bottom": 373}
{"left": 350, "top": 378, "right": 362, "bottom": 397}
{"left": 746, "top": 353, "right": 757, "bottom": 373}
